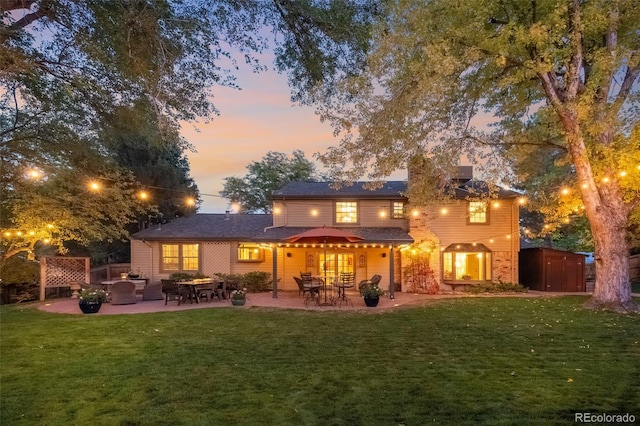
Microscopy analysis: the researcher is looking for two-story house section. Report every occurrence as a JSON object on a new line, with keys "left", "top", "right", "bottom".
{"left": 408, "top": 178, "right": 521, "bottom": 292}
{"left": 260, "top": 181, "right": 415, "bottom": 295}
{"left": 129, "top": 168, "right": 520, "bottom": 295}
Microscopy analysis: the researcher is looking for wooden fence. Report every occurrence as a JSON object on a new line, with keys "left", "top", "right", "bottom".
{"left": 89, "top": 263, "right": 131, "bottom": 285}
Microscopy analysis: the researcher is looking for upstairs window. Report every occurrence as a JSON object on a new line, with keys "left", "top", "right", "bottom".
{"left": 161, "top": 243, "right": 199, "bottom": 272}
{"left": 335, "top": 202, "right": 358, "bottom": 223}
{"left": 238, "top": 244, "right": 264, "bottom": 262}
{"left": 468, "top": 201, "right": 488, "bottom": 224}
{"left": 392, "top": 202, "right": 405, "bottom": 219}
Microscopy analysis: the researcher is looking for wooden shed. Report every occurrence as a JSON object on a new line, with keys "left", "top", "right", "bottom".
{"left": 519, "top": 248, "right": 586, "bottom": 292}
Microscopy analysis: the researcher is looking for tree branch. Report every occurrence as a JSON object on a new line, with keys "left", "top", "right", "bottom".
{"left": 463, "top": 133, "right": 567, "bottom": 151}
{"left": 565, "top": 0, "right": 583, "bottom": 100}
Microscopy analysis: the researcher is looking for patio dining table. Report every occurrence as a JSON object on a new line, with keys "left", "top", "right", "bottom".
{"left": 178, "top": 279, "right": 223, "bottom": 303}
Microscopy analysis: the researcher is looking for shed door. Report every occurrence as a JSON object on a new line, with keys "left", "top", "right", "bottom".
{"left": 563, "top": 259, "right": 583, "bottom": 291}
{"left": 545, "top": 257, "right": 564, "bottom": 291}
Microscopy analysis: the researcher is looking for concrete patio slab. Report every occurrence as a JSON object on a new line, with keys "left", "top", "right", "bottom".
{"left": 34, "top": 290, "right": 591, "bottom": 315}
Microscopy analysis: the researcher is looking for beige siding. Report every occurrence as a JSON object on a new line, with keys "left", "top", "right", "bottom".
{"left": 130, "top": 240, "right": 153, "bottom": 280}
{"left": 272, "top": 199, "right": 408, "bottom": 229}
{"left": 428, "top": 200, "right": 516, "bottom": 251}
{"left": 202, "top": 242, "right": 231, "bottom": 276}
{"left": 407, "top": 198, "right": 520, "bottom": 290}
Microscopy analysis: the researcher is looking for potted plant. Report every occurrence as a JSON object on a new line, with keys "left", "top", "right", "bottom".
{"left": 230, "top": 288, "right": 247, "bottom": 306}
{"left": 359, "top": 283, "right": 385, "bottom": 307}
{"left": 78, "top": 288, "right": 108, "bottom": 314}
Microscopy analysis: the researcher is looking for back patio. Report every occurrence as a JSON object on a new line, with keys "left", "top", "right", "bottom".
{"left": 38, "top": 289, "right": 572, "bottom": 315}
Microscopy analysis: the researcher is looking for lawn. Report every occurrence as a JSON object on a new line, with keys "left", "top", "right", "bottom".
{"left": 1, "top": 296, "right": 639, "bottom": 425}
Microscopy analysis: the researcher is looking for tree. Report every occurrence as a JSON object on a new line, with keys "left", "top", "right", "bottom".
{"left": 316, "top": 0, "right": 639, "bottom": 312}
{"left": 1, "top": 0, "right": 373, "bottom": 262}
{"left": 221, "top": 150, "right": 320, "bottom": 213}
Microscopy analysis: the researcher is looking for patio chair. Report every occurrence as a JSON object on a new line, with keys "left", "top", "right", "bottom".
{"left": 358, "top": 274, "right": 382, "bottom": 290}
{"left": 225, "top": 278, "right": 240, "bottom": 299}
{"left": 214, "top": 280, "right": 227, "bottom": 301}
{"left": 335, "top": 272, "right": 355, "bottom": 307}
{"left": 110, "top": 281, "right": 137, "bottom": 305}
{"left": 162, "top": 279, "right": 190, "bottom": 305}
{"left": 197, "top": 282, "right": 216, "bottom": 302}
{"left": 294, "top": 276, "right": 315, "bottom": 297}
{"left": 142, "top": 281, "right": 164, "bottom": 301}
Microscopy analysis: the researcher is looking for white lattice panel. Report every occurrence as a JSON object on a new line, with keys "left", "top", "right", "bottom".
{"left": 40, "top": 257, "right": 90, "bottom": 301}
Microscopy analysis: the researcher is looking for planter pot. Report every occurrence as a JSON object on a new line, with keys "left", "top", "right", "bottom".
{"left": 363, "top": 296, "right": 379, "bottom": 307}
{"left": 231, "top": 298, "right": 246, "bottom": 306}
{"left": 79, "top": 301, "right": 102, "bottom": 314}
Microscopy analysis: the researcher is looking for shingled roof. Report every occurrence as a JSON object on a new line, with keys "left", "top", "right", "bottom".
{"left": 274, "top": 180, "right": 520, "bottom": 201}
{"left": 130, "top": 214, "right": 414, "bottom": 244}
{"left": 131, "top": 214, "right": 273, "bottom": 241}
{"left": 272, "top": 181, "right": 407, "bottom": 199}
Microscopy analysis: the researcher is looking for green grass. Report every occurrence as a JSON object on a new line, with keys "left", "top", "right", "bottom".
{"left": 1, "top": 297, "right": 639, "bottom": 425}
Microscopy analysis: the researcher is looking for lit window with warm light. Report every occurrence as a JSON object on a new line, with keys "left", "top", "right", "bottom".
{"left": 442, "top": 244, "right": 492, "bottom": 281}
{"left": 238, "top": 243, "right": 264, "bottom": 262}
{"left": 468, "top": 201, "right": 488, "bottom": 224}
{"left": 392, "top": 201, "right": 405, "bottom": 218}
{"left": 335, "top": 202, "right": 358, "bottom": 223}
{"left": 161, "top": 243, "right": 200, "bottom": 272}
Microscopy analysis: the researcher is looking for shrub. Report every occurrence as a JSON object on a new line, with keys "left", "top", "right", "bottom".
{"left": 214, "top": 271, "right": 272, "bottom": 293}
{"left": 168, "top": 272, "right": 208, "bottom": 281}
{"left": 241, "top": 271, "right": 272, "bottom": 292}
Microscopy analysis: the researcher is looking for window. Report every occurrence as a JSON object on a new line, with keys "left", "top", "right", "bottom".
{"left": 442, "top": 244, "right": 491, "bottom": 281}
{"left": 238, "top": 244, "right": 264, "bottom": 262}
{"left": 335, "top": 201, "right": 358, "bottom": 223}
{"left": 161, "top": 243, "right": 199, "bottom": 272}
{"left": 392, "top": 202, "right": 405, "bottom": 218}
{"left": 468, "top": 201, "right": 488, "bottom": 224}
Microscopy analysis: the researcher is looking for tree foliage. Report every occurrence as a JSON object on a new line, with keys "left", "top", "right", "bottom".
{"left": 221, "top": 150, "right": 320, "bottom": 213}
{"left": 315, "top": 0, "right": 639, "bottom": 311}
{"left": 1, "top": 0, "right": 372, "bottom": 263}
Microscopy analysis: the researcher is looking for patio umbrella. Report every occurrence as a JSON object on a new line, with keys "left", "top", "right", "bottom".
{"left": 283, "top": 226, "right": 364, "bottom": 305}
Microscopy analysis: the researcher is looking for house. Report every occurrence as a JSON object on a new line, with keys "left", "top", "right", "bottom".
{"left": 130, "top": 167, "right": 521, "bottom": 295}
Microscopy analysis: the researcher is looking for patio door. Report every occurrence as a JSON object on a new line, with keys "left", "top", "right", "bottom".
{"left": 320, "top": 252, "right": 354, "bottom": 279}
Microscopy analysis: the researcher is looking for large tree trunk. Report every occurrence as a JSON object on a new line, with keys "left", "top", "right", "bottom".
{"left": 585, "top": 206, "right": 637, "bottom": 313}
{"left": 563, "top": 119, "right": 638, "bottom": 313}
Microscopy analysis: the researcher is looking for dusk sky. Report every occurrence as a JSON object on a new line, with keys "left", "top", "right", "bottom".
{"left": 182, "top": 59, "right": 343, "bottom": 213}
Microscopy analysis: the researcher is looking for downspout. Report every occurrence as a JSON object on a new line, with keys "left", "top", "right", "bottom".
{"left": 141, "top": 239, "right": 153, "bottom": 282}
{"left": 263, "top": 201, "right": 287, "bottom": 298}
{"left": 272, "top": 246, "right": 278, "bottom": 298}
{"left": 389, "top": 244, "right": 395, "bottom": 299}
